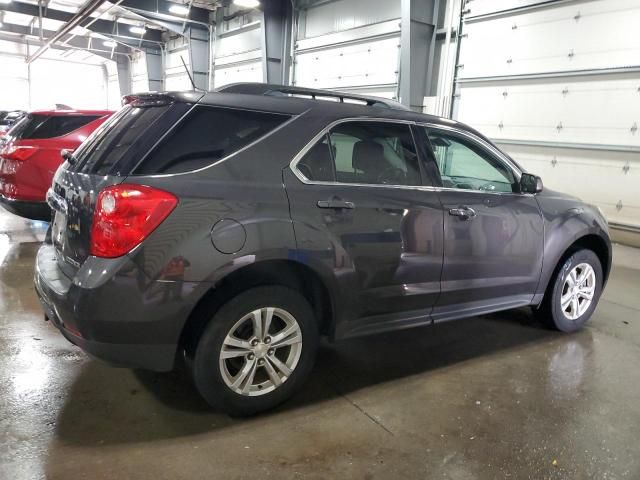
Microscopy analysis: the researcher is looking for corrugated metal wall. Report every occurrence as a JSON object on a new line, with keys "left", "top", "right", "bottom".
{"left": 454, "top": 0, "right": 640, "bottom": 230}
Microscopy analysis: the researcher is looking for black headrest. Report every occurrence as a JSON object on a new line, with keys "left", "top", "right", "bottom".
{"left": 352, "top": 140, "right": 384, "bottom": 172}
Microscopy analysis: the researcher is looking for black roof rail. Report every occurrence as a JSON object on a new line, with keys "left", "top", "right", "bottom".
{"left": 216, "top": 83, "right": 409, "bottom": 111}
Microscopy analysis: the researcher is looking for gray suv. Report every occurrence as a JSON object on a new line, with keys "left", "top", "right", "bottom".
{"left": 35, "top": 83, "right": 611, "bottom": 415}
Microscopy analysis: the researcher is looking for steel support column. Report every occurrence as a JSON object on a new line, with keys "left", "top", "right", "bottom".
{"left": 261, "top": 0, "right": 292, "bottom": 85}
{"left": 187, "top": 26, "right": 210, "bottom": 90}
{"left": 116, "top": 55, "right": 132, "bottom": 96}
{"left": 399, "top": 0, "right": 436, "bottom": 111}
{"left": 146, "top": 50, "right": 164, "bottom": 91}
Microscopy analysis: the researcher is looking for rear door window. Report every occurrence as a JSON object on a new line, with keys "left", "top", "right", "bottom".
{"left": 296, "top": 121, "right": 421, "bottom": 186}
{"left": 133, "top": 106, "right": 290, "bottom": 174}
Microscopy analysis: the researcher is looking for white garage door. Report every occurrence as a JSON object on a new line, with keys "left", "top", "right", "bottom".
{"left": 293, "top": 0, "right": 401, "bottom": 99}
{"left": 455, "top": 0, "right": 640, "bottom": 231}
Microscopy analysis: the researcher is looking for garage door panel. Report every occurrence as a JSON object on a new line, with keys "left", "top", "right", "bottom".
{"left": 460, "top": 0, "right": 640, "bottom": 78}
{"left": 458, "top": 74, "right": 640, "bottom": 146}
{"left": 467, "top": 0, "right": 557, "bottom": 17}
{"left": 500, "top": 143, "right": 640, "bottom": 227}
{"left": 295, "top": 36, "right": 399, "bottom": 89}
{"left": 213, "top": 60, "right": 263, "bottom": 88}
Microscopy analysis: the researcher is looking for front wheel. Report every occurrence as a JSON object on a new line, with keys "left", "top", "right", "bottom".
{"left": 191, "top": 286, "right": 319, "bottom": 416}
{"left": 535, "top": 249, "right": 603, "bottom": 332}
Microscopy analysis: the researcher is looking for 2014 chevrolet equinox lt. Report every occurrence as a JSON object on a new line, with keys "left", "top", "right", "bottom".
{"left": 35, "top": 84, "right": 611, "bottom": 415}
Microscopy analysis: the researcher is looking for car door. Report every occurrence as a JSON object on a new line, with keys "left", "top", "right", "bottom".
{"left": 283, "top": 119, "right": 444, "bottom": 338}
{"left": 417, "top": 125, "right": 544, "bottom": 321}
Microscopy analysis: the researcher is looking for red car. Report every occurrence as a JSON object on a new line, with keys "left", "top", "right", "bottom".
{"left": 0, "top": 109, "right": 113, "bottom": 220}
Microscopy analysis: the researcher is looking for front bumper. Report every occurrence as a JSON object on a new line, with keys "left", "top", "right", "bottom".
{"left": 34, "top": 244, "right": 189, "bottom": 371}
{"left": 0, "top": 194, "right": 51, "bottom": 221}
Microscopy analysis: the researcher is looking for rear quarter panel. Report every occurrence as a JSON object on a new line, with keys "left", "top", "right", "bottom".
{"left": 122, "top": 113, "right": 319, "bottom": 286}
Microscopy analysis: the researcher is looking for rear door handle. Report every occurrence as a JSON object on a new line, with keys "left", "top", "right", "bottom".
{"left": 448, "top": 206, "right": 476, "bottom": 219}
{"left": 317, "top": 199, "right": 355, "bottom": 209}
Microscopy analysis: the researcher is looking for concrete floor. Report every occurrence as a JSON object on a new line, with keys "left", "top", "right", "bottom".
{"left": 1, "top": 209, "right": 639, "bottom": 480}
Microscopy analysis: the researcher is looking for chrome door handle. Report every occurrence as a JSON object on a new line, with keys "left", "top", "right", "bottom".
{"left": 317, "top": 199, "right": 355, "bottom": 209}
{"left": 448, "top": 206, "right": 476, "bottom": 219}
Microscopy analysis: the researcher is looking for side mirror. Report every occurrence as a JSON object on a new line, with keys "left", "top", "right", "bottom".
{"left": 520, "top": 173, "right": 543, "bottom": 194}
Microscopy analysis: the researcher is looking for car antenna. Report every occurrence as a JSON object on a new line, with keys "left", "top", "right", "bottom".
{"left": 180, "top": 55, "right": 201, "bottom": 92}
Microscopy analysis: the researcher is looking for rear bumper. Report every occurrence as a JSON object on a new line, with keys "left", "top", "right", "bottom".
{"left": 0, "top": 194, "right": 51, "bottom": 221}
{"left": 34, "top": 244, "right": 188, "bottom": 371}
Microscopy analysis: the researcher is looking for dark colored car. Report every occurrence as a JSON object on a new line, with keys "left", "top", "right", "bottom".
{"left": 0, "top": 109, "right": 113, "bottom": 220}
{"left": 34, "top": 84, "right": 611, "bottom": 415}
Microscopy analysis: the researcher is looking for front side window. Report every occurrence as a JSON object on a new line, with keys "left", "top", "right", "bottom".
{"left": 425, "top": 128, "right": 516, "bottom": 193}
{"left": 296, "top": 121, "right": 421, "bottom": 186}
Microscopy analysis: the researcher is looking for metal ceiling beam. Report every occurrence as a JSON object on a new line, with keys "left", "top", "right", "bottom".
{"left": 118, "top": 0, "right": 211, "bottom": 28}
{"left": 0, "top": 22, "right": 131, "bottom": 59}
{"left": 26, "top": 0, "right": 107, "bottom": 63}
{"left": 2, "top": 1, "right": 164, "bottom": 44}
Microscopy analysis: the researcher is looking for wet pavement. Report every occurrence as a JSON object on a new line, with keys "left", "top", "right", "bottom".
{"left": 1, "top": 209, "right": 639, "bottom": 479}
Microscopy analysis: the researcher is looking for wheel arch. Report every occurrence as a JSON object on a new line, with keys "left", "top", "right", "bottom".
{"left": 178, "top": 259, "right": 335, "bottom": 356}
{"left": 537, "top": 232, "right": 611, "bottom": 304}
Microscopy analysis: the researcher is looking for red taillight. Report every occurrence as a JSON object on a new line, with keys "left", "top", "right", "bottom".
{"left": 3, "top": 146, "right": 39, "bottom": 161}
{"left": 90, "top": 184, "right": 178, "bottom": 258}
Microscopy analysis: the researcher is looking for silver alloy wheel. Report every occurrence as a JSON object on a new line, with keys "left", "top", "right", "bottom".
{"left": 219, "top": 307, "right": 303, "bottom": 396}
{"left": 561, "top": 263, "right": 596, "bottom": 321}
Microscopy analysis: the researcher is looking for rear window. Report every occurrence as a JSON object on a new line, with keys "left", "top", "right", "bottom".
{"left": 133, "top": 106, "right": 290, "bottom": 174}
{"left": 10, "top": 114, "right": 100, "bottom": 140}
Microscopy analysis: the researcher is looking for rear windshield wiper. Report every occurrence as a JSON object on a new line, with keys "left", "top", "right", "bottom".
{"left": 61, "top": 149, "right": 77, "bottom": 166}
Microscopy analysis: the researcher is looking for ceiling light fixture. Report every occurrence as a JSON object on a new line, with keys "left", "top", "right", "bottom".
{"left": 233, "top": 0, "right": 260, "bottom": 8}
{"left": 129, "top": 25, "right": 146, "bottom": 35}
{"left": 168, "top": 4, "right": 189, "bottom": 15}
{"left": 103, "top": 40, "right": 117, "bottom": 48}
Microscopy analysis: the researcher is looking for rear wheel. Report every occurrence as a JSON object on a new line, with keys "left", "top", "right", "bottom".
{"left": 535, "top": 249, "right": 603, "bottom": 332}
{"left": 191, "top": 286, "right": 319, "bottom": 415}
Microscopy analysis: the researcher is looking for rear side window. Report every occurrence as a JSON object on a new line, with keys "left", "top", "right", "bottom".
{"left": 12, "top": 114, "right": 100, "bottom": 140}
{"left": 74, "top": 105, "right": 173, "bottom": 175}
{"left": 297, "top": 121, "right": 421, "bottom": 186}
{"left": 133, "top": 106, "right": 290, "bottom": 174}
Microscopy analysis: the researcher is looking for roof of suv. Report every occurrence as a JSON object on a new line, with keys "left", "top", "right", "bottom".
{"left": 127, "top": 83, "right": 504, "bottom": 158}
{"left": 132, "top": 83, "right": 465, "bottom": 129}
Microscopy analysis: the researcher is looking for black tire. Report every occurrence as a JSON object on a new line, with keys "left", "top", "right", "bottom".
{"left": 191, "top": 286, "right": 319, "bottom": 416}
{"left": 535, "top": 249, "right": 603, "bottom": 332}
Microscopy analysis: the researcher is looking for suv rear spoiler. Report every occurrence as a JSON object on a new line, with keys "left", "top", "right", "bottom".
{"left": 217, "top": 82, "right": 409, "bottom": 111}
{"left": 121, "top": 91, "right": 205, "bottom": 107}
